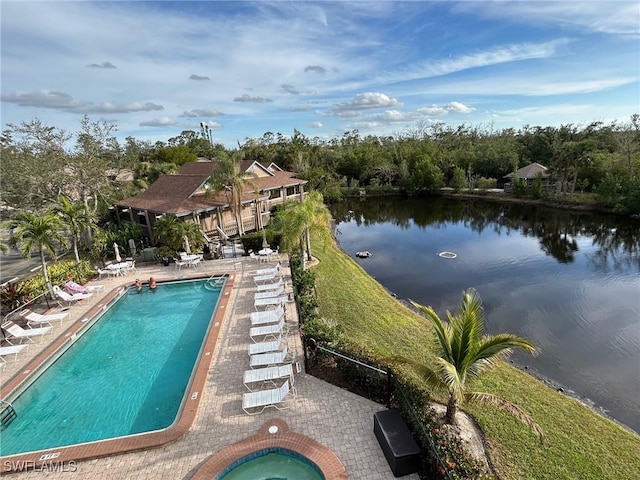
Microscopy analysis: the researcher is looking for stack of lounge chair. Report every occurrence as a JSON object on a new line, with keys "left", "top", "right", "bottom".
{"left": 241, "top": 260, "right": 296, "bottom": 415}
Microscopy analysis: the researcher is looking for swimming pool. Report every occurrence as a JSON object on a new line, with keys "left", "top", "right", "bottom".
{"left": 0, "top": 278, "right": 226, "bottom": 457}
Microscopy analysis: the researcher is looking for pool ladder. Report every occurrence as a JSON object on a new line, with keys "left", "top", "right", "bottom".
{"left": 0, "top": 400, "right": 17, "bottom": 431}
{"left": 205, "top": 274, "right": 225, "bottom": 290}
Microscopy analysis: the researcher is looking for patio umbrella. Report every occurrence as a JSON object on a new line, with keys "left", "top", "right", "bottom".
{"left": 262, "top": 230, "right": 269, "bottom": 249}
{"left": 113, "top": 243, "right": 122, "bottom": 263}
{"left": 184, "top": 235, "right": 191, "bottom": 255}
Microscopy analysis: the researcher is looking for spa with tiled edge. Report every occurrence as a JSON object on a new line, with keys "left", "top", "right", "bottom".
{"left": 190, "top": 418, "right": 349, "bottom": 480}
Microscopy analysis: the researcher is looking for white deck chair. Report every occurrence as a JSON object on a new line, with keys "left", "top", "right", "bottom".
{"left": 2, "top": 321, "right": 52, "bottom": 344}
{"left": 242, "top": 379, "right": 296, "bottom": 415}
{"left": 0, "top": 344, "right": 29, "bottom": 368}
{"left": 53, "top": 286, "right": 93, "bottom": 307}
{"left": 243, "top": 364, "right": 294, "bottom": 391}
{"left": 248, "top": 333, "right": 283, "bottom": 356}
{"left": 255, "top": 277, "right": 284, "bottom": 292}
{"left": 19, "top": 308, "right": 70, "bottom": 327}
{"left": 120, "top": 260, "right": 136, "bottom": 274}
{"left": 96, "top": 266, "right": 119, "bottom": 279}
{"left": 252, "top": 261, "right": 281, "bottom": 276}
{"left": 254, "top": 295, "right": 288, "bottom": 311}
{"left": 250, "top": 318, "right": 287, "bottom": 342}
{"left": 254, "top": 285, "right": 285, "bottom": 300}
{"left": 253, "top": 270, "right": 282, "bottom": 285}
{"left": 250, "top": 304, "right": 286, "bottom": 326}
{"left": 250, "top": 345, "right": 292, "bottom": 368}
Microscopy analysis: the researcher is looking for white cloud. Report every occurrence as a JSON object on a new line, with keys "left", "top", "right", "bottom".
{"left": 139, "top": 117, "right": 176, "bottom": 127}
{"left": 189, "top": 74, "right": 210, "bottom": 81}
{"left": 1, "top": 90, "right": 87, "bottom": 110}
{"left": 310, "top": 121, "right": 323, "bottom": 128}
{"left": 234, "top": 94, "right": 274, "bottom": 103}
{"left": 1, "top": 90, "right": 164, "bottom": 114}
{"left": 305, "top": 65, "right": 327, "bottom": 74}
{"left": 194, "top": 120, "right": 222, "bottom": 130}
{"left": 87, "top": 61, "right": 116, "bottom": 69}
{"left": 455, "top": 1, "right": 640, "bottom": 36}
{"left": 179, "top": 109, "right": 224, "bottom": 118}
{"left": 85, "top": 102, "right": 164, "bottom": 114}
{"left": 328, "top": 92, "right": 402, "bottom": 115}
{"left": 426, "top": 76, "right": 636, "bottom": 97}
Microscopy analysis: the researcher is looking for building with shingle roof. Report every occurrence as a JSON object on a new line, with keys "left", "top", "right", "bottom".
{"left": 503, "top": 162, "right": 550, "bottom": 180}
{"left": 115, "top": 159, "right": 307, "bottom": 244}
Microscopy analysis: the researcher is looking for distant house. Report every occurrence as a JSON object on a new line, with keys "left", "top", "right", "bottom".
{"left": 114, "top": 159, "right": 308, "bottom": 244}
{"left": 503, "top": 162, "right": 555, "bottom": 194}
{"left": 503, "top": 162, "right": 550, "bottom": 183}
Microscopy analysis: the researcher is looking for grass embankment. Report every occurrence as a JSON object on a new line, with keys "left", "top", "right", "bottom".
{"left": 312, "top": 240, "right": 640, "bottom": 480}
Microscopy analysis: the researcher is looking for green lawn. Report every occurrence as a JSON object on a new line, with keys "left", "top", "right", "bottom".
{"left": 311, "top": 240, "right": 640, "bottom": 480}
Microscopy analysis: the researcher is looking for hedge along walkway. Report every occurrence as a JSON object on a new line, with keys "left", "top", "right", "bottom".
{"left": 311, "top": 238, "right": 640, "bottom": 480}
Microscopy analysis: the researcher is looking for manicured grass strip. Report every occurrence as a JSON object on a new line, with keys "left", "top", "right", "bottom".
{"left": 312, "top": 239, "right": 640, "bottom": 480}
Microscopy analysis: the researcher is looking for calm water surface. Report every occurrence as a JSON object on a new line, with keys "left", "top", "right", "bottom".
{"left": 330, "top": 197, "right": 640, "bottom": 433}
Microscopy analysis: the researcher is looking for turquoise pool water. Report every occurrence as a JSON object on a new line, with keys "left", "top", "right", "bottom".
{"left": 0, "top": 279, "right": 223, "bottom": 456}
{"left": 218, "top": 449, "right": 324, "bottom": 480}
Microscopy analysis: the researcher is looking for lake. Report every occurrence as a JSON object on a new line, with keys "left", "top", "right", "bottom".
{"left": 329, "top": 196, "right": 640, "bottom": 433}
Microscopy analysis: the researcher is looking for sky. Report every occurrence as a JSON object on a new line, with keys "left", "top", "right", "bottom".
{"left": 1, "top": 1, "right": 639, "bottom": 148}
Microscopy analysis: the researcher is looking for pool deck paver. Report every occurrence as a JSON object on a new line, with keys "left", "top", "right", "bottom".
{"left": 1, "top": 257, "right": 418, "bottom": 480}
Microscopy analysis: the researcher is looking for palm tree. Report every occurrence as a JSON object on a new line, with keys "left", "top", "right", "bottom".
{"left": 52, "top": 196, "right": 96, "bottom": 263}
{"left": 277, "top": 190, "right": 332, "bottom": 269}
{"left": 205, "top": 151, "right": 257, "bottom": 236}
{"left": 153, "top": 215, "right": 202, "bottom": 251}
{"left": 5, "top": 210, "right": 69, "bottom": 295}
{"left": 393, "top": 288, "right": 545, "bottom": 441}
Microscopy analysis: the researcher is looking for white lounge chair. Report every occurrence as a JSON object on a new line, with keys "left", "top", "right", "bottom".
{"left": 253, "top": 261, "right": 281, "bottom": 276}
{"left": 65, "top": 280, "right": 104, "bottom": 295}
{"left": 0, "top": 344, "right": 29, "bottom": 368}
{"left": 250, "top": 304, "right": 286, "bottom": 326}
{"left": 250, "top": 345, "right": 292, "bottom": 368}
{"left": 53, "top": 285, "right": 93, "bottom": 307}
{"left": 120, "top": 260, "right": 136, "bottom": 274}
{"left": 242, "top": 379, "right": 296, "bottom": 415}
{"left": 254, "top": 295, "right": 289, "bottom": 311}
{"left": 2, "top": 321, "right": 52, "bottom": 344}
{"left": 255, "top": 277, "right": 284, "bottom": 292}
{"left": 18, "top": 308, "right": 70, "bottom": 327}
{"left": 96, "top": 266, "right": 119, "bottom": 279}
{"left": 250, "top": 318, "right": 287, "bottom": 342}
{"left": 254, "top": 270, "right": 282, "bottom": 285}
{"left": 254, "top": 285, "right": 285, "bottom": 300}
{"left": 243, "top": 364, "right": 294, "bottom": 391}
{"left": 248, "top": 333, "right": 283, "bottom": 356}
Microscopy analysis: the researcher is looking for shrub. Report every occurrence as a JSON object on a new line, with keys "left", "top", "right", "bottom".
{"left": 476, "top": 177, "right": 497, "bottom": 190}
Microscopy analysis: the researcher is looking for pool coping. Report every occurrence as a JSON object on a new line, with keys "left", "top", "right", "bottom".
{"left": 190, "top": 418, "right": 349, "bottom": 480}
{"left": 0, "top": 273, "right": 235, "bottom": 473}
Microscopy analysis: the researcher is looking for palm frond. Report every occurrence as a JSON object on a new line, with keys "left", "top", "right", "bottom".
{"left": 467, "top": 391, "right": 547, "bottom": 443}
{"left": 384, "top": 355, "right": 447, "bottom": 392}
{"left": 436, "top": 357, "right": 465, "bottom": 399}
{"left": 475, "top": 334, "right": 537, "bottom": 362}
{"left": 410, "top": 300, "right": 453, "bottom": 360}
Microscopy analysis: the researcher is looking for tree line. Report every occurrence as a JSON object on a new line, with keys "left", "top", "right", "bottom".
{"left": 2, "top": 114, "right": 639, "bottom": 218}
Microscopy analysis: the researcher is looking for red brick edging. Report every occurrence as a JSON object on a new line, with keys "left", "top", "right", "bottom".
{"left": 190, "top": 418, "right": 349, "bottom": 479}
{"left": 1, "top": 273, "right": 234, "bottom": 473}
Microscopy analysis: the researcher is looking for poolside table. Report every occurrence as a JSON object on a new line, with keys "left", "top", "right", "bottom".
{"left": 258, "top": 248, "right": 273, "bottom": 262}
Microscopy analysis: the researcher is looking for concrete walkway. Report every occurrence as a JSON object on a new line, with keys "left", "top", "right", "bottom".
{"left": 1, "top": 256, "right": 418, "bottom": 480}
